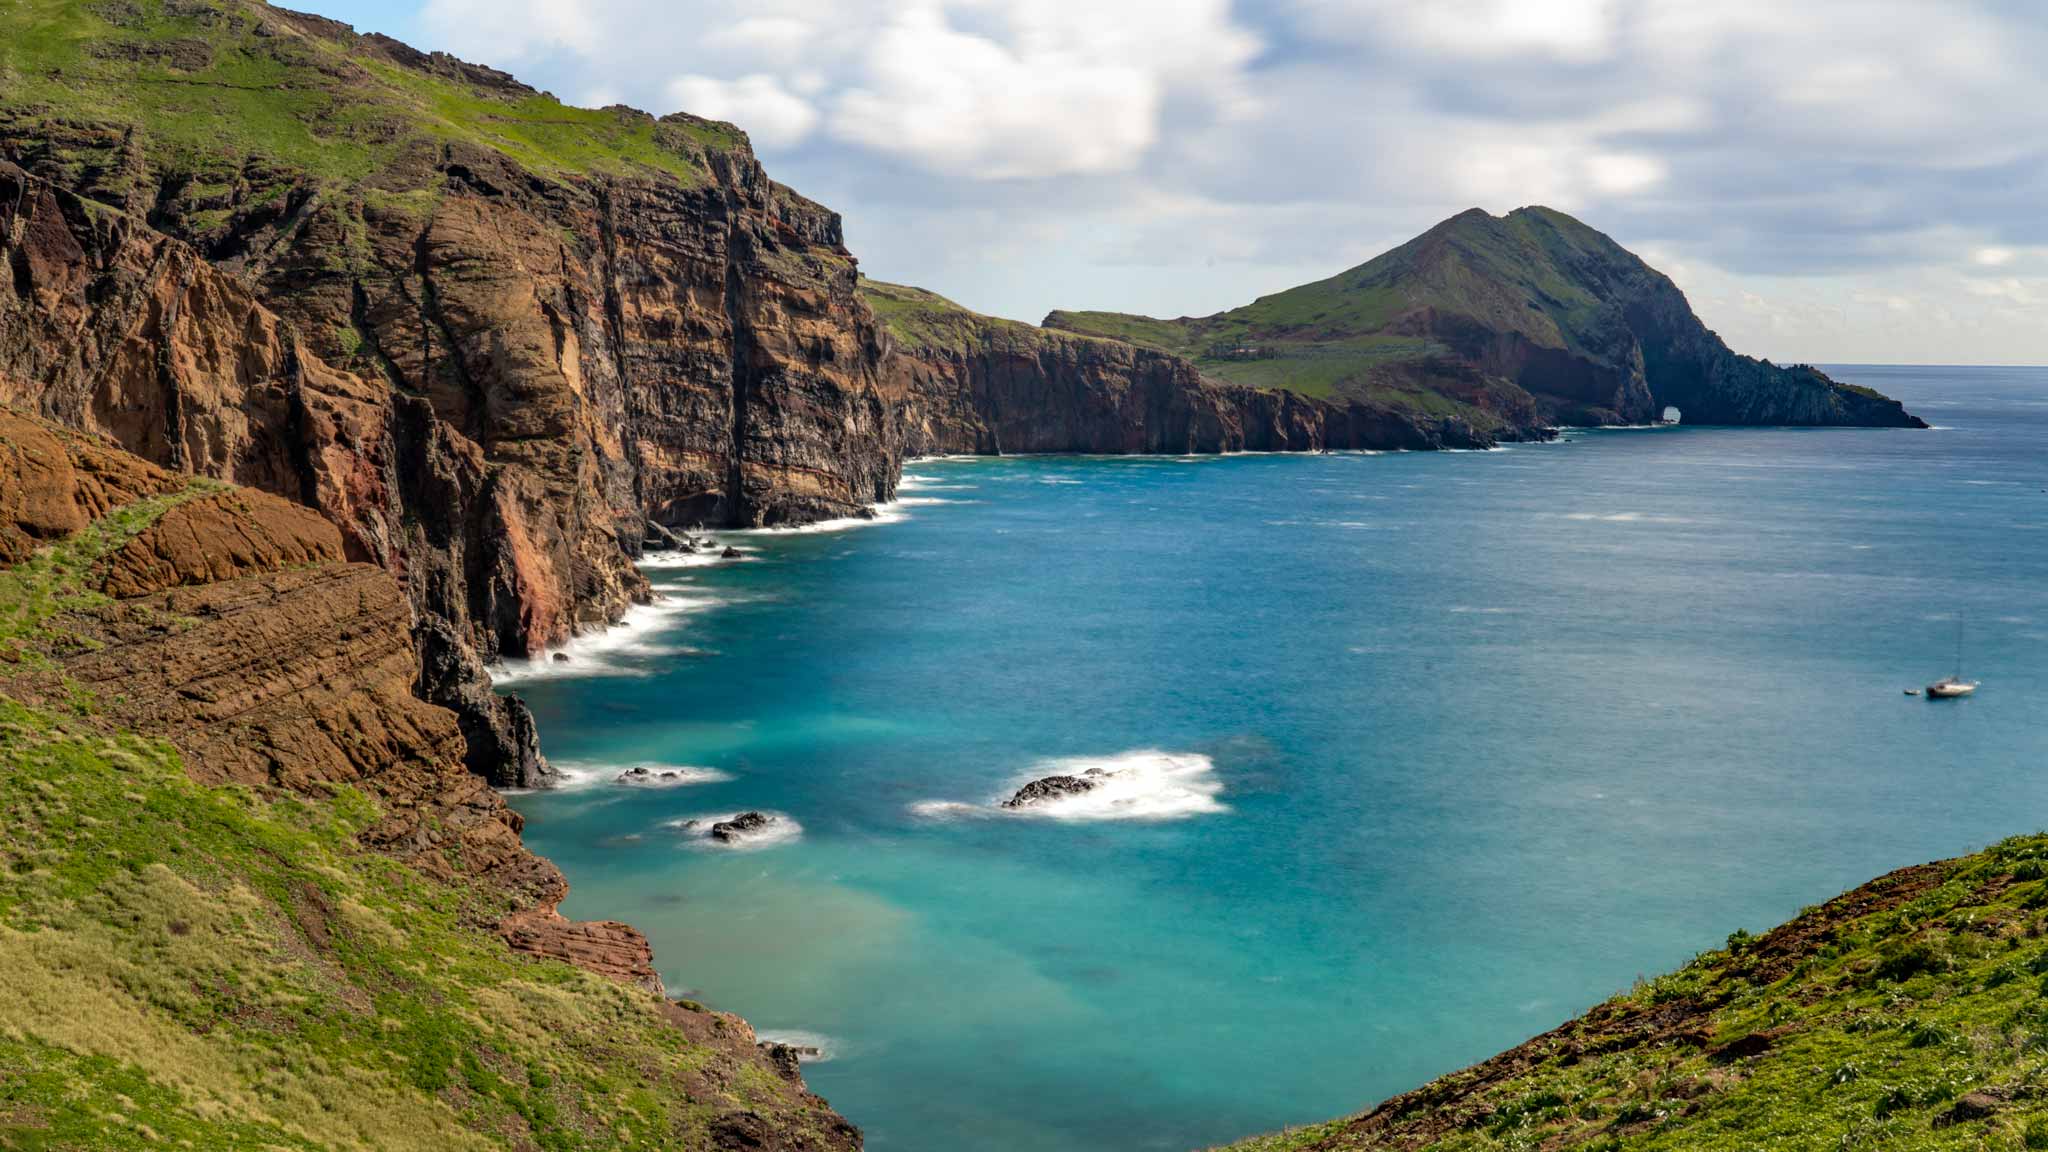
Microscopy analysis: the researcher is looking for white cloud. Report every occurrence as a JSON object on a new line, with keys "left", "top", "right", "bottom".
{"left": 666, "top": 74, "right": 818, "bottom": 150}
{"left": 1295, "top": 0, "right": 1619, "bottom": 61}
{"left": 391, "top": 0, "right": 2048, "bottom": 363}
{"left": 1584, "top": 152, "right": 1667, "bottom": 197}
{"left": 419, "top": 0, "right": 597, "bottom": 58}
{"left": 828, "top": 1, "right": 1258, "bottom": 179}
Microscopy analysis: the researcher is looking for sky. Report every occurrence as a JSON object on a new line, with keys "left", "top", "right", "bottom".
{"left": 299, "top": 0, "right": 2048, "bottom": 365}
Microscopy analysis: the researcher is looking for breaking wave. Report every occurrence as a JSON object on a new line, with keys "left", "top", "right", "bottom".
{"left": 912, "top": 750, "right": 1227, "bottom": 823}
{"left": 489, "top": 593, "right": 726, "bottom": 684}
{"left": 756, "top": 1030, "right": 838, "bottom": 1062}
{"left": 666, "top": 810, "right": 804, "bottom": 850}
{"left": 725, "top": 502, "right": 911, "bottom": 535}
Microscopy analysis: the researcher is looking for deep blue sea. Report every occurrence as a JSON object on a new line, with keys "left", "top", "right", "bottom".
{"left": 500, "top": 365, "right": 2048, "bottom": 1152}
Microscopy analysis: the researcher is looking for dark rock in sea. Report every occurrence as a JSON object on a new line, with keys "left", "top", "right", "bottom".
{"left": 643, "top": 520, "right": 687, "bottom": 552}
{"left": 414, "top": 616, "right": 554, "bottom": 789}
{"left": 552, "top": 652, "right": 570, "bottom": 663}
{"left": 1002, "top": 774, "right": 1099, "bottom": 809}
{"left": 710, "top": 812, "right": 773, "bottom": 841}
{"left": 761, "top": 1042, "right": 805, "bottom": 1083}
{"left": 722, "top": 546, "right": 742, "bottom": 559}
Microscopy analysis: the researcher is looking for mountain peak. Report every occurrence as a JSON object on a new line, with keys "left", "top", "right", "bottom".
{"left": 1043, "top": 208, "right": 1922, "bottom": 431}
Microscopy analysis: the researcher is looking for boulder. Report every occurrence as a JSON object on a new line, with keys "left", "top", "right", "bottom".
{"left": 1001, "top": 773, "right": 1099, "bottom": 809}
{"left": 710, "top": 812, "right": 774, "bottom": 841}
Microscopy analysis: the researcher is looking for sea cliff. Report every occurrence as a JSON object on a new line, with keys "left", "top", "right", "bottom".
{"left": 0, "top": 406, "right": 858, "bottom": 1148}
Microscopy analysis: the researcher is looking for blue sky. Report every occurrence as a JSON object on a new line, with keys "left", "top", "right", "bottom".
{"left": 291, "top": 0, "right": 2048, "bottom": 365}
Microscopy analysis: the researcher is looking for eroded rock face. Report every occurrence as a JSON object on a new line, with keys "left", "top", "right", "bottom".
{"left": 498, "top": 907, "right": 664, "bottom": 995}
{"left": 99, "top": 487, "right": 341, "bottom": 597}
{"left": 882, "top": 328, "right": 1501, "bottom": 457}
{"left": 0, "top": 408, "right": 182, "bottom": 563}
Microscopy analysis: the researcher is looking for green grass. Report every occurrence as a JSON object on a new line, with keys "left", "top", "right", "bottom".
{"left": 0, "top": 476, "right": 217, "bottom": 661}
{"left": 0, "top": 479, "right": 842, "bottom": 1149}
{"left": 861, "top": 278, "right": 1116, "bottom": 357}
{"left": 0, "top": 0, "right": 745, "bottom": 190}
{"left": 0, "top": 688, "right": 821, "bottom": 1149}
{"left": 1215, "top": 837, "right": 2048, "bottom": 1151}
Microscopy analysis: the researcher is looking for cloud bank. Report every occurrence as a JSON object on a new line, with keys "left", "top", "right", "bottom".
{"left": 399, "top": 0, "right": 2048, "bottom": 364}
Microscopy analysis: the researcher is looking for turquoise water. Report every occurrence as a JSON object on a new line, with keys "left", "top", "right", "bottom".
{"left": 502, "top": 366, "right": 2048, "bottom": 1152}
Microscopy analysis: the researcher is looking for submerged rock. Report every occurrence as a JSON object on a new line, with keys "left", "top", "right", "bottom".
{"left": 710, "top": 812, "right": 774, "bottom": 842}
{"left": 721, "top": 546, "right": 743, "bottom": 559}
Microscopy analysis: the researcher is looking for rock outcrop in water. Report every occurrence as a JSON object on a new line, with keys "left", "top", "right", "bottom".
{"left": 1001, "top": 772, "right": 1104, "bottom": 809}
{"left": 709, "top": 811, "right": 776, "bottom": 842}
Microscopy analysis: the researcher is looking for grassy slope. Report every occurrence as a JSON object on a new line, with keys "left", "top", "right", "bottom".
{"left": 0, "top": 489, "right": 825, "bottom": 1151}
{"left": 0, "top": 0, "right": 747, "bottom": 187}
{"left": 860, "top": 277, "right": 1126, "bottom": 358}
{"left": 860, "top": 277, "right": 1483, "bottom": 421}
{"left": 1220, "top": 837, "right": 2048, "bottom": 1152}
{"left": 1045, "top": 207, "right": 1629, "bottom": 403}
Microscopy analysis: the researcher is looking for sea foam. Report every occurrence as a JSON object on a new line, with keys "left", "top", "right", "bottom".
{"left": 667, "top": 810, "right": 804, "bottom": 850}
{"left": 521, "top": 761, "right": 733, "bottom": 793}
{"left": 489, "top": 593, "right": 725, "bottom": 684}
{"left": 725, "top": 501, "right": 911, "bottom": 535}
{"left": 755, "top": 1029, "right": 838, "bottom": 1061}
{"left": 913, "top": 750, "right": 1227, "bottom": 823}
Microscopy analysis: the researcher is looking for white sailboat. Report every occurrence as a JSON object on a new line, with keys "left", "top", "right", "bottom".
{"left": 1926, "top": 620, "right": 1979, "bottom": 699}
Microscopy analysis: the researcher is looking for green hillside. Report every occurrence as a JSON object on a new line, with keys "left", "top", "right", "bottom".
{"left": 1044, "top": 206, "right": 1921, "bottom": 431}
{"left": 0, "top": 0, "right": 747, "bottom": 194}
{"left": 0, "top": 690, "right": 840, "bottom": 1151}
{"left": 1046, "top": 207, "right": 1652, "bottom": 402}
{"left": 1220, "top": 837, "right": 2048, "bottom": 1152}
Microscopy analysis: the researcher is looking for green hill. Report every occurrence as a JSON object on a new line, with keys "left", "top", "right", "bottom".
{"left": 1048, "top": 207, "right": 1923, "bottom": 429}
{"left": 1219, "top": 836, "right": 2048, "bottom": 1151}
{"left": 0, "top": 0, "right": 746, "bottom": 194}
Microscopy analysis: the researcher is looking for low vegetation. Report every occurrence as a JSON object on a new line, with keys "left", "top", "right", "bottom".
{"left": 0, "top": 476, "right": 215, "bottom": 661}
{"left": 1220, "top": 837, "right": 2048, "bottom": 1151}
{"left": 0, "top": 486, "right": 832, "bottom": 1150}
{"left": 0, "top": 0, "right": 748, "bottom": 190}
{"left": 0, "top": 683, "right": 820, "bottom": 1150}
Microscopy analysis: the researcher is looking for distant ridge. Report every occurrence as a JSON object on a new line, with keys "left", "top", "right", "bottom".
{"left": 1046, "top": 206, "right": 1925, "bottom": 432}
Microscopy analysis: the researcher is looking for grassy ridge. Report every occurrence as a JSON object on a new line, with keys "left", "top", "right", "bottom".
{"left": 0, "top": 0, "right": 746, "bottom": 186}
{"left": 0, "top": 479, "right": 836, "bottom": 1150}
{"left": 0, "top": 685, "right": 825, "bottom": 1151}
{"left": 1219, "top": 837, "right": 2048, "bottom": 1151}
{"left": 1045, "top": 207, "right": 1637, "bottom": 402}
{"left": 860, "top": 277, "right": 1124, "bottom": 358}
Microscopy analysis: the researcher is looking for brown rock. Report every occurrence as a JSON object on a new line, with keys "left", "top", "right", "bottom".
{"left": 0, "top": 408, "right": 180, "bottom": 563}
{"left": 1934, "top": 1092, "right": 2001, "bottom": 1128}
{"left": 100, "top": 488, "right": 343, "bottom": 597}
{"left": 498, "top": 908, "right": 663, "bottom": 995}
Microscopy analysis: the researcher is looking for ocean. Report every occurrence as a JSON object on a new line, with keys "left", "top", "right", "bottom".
{"left": 499, "top": 365, "right": 2048, "bottom": 1151}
